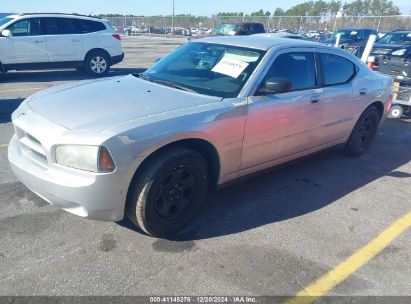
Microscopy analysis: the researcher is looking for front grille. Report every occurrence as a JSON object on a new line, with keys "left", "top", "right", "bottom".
{"left": 15, "top": 127, "right": 47, "bottom": 164}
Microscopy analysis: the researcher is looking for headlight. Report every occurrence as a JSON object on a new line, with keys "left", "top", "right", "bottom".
{"left": 55, "top": 145, "right": 115, "bottom": 173}
{"left": 391, "top": 49, "right": 406, "bottom": 56}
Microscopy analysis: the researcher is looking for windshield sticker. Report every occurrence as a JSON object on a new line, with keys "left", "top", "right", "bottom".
{"left": 212, "top": 56, "right": 249, "bottom": 78}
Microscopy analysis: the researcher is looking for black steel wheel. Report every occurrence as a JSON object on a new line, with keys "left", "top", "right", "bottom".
{"left": 127, "top": 147, "right": 209, "bottom": 238}
{"left": 344, "top": 106, "right": 380, "bottom": 157}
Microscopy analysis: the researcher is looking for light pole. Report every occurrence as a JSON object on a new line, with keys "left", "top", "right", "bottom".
{"left": 171, "top": 0, "right": 175, "bottom": 35}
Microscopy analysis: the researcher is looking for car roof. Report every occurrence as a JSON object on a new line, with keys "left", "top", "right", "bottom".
{"left": 7, "top": 13, "right": 102, "bottom": 21}
{"left": 194, "top": 36, "right": 318, "bottom": 51}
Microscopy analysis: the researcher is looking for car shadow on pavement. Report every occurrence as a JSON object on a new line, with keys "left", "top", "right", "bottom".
{"left": 118, "top": 120, "right": 411, "bottom": 241}
{"left": 0, "top": 99, "right": 25, "bottom": 123}
{"left": 0, "top": 67, "right": 145, "bottom": 83}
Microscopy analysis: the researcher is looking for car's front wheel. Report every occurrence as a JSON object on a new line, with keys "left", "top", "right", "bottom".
{"left": 344, "top": 106, "right": 380, "bottom": 157}
{"left": 84, "top": 51, "right": 110, "bottom": 76}
{"left": 126, "top": 147, "right": 209, "bottom": 238}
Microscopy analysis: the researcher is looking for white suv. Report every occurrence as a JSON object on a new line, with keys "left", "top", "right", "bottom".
{"left": 0, "top": 13, "right": 124, "bottom": 76}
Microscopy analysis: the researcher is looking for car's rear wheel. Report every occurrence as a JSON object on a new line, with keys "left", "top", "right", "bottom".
{"left": 388, "top": 105, "right": 403, "bottom": 119}
{"left": 126, "top": 147, "right": 209, "bottom": 238}
{"left": 344, "top": 106, "right": 379, "bottom": 157}
{"left": 84, "top": 51, "right": 110, "bottom": 76}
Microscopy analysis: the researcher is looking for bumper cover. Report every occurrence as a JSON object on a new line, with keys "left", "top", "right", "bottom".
{"left": 111, "top": 53, "right": 124, "bottom": 65}
{"left": 8, "top": 134, "right": 125, "bottom": 222}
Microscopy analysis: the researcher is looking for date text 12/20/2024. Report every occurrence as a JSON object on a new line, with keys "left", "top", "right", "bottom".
{"left": 149, "top": 296, "right": 257, "bottom": 303}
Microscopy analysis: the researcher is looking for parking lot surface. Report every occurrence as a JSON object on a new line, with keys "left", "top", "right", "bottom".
{"left": 0, "top": 36, "right": 410, "bottom": 297}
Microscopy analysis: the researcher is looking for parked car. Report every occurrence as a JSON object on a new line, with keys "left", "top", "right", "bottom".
{"left": 8, "top": 36, "right": 393, "bottom": 237}
{"left": 370, "top": 30, "right": 411, "bottom": 70}
{"left": 0, "top": 13, "right": 124, "bottom": 76}
{"left": 191, "top": 22, "right": 265, "bottom": 39}
{"left": 322, "top": 28, "right": 378, "bottom": 57}
{"left": 379, "top": 44, "right": 411, "bottom": 86}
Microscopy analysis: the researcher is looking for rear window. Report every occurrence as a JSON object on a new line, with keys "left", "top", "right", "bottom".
{"left": 320, "top": 53, "right": 357, "bottom": 86}
{"left": 74, "top": 19, "right": 106, "bottom": 33}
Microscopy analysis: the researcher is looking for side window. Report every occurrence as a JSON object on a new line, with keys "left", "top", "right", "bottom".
{"left": 256, "top": 24, "right": 264, "bottom": 33}
{"left": 7, "top": 18, "right": 42, "bottom": 36}
{"left": 263, "top": 52, "right": 316, "bottom": 92}
{"left": 74, "top": 19, "right": 106, "bottom": 34}
{"left": 43, "top": 18, "right": 76, "bottom": 35}
{"left": 320, "top": 53, "right": 356, "bottom": 86}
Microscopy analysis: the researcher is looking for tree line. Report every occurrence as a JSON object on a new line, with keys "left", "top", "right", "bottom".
{"left": 96, "top": 0, "right": 400, "bottom": 18}
{"left": 219, "top": 0, "right": 400, "bottom": 17}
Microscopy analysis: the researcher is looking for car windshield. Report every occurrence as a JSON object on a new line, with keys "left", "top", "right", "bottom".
{"left": 377, "top": 32, "right": 411, "bottom": 45}
{"left": 0, "top": 17, "right": 13, "bottom": 27}
{"left": 332, "top": 30, "right": 358, "bottom": 39}
{"left": 141, "top": 42, "right": 265, "bottom": 98}
{"left": 213, "top": 23, "right": 241, "bottom": 35}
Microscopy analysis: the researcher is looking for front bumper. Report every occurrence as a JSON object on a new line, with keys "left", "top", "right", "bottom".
{"left": 111, "top": 53, "right": 124, "bottom": 65}
{"left": 8, "top": 134, "right": 125, "bottom": 222}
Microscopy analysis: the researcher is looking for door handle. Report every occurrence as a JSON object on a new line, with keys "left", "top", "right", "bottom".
{"left": 72, "top": 38, "right": 80, "bottom": 42}
{"left": 34, "top": 40, "right": 44, "bottom": 43}
{"left": 310, "top": 96, "right": 320, "bottom": 104}
{"left": 359, "top": 88, "right": 368, "bottom": 95}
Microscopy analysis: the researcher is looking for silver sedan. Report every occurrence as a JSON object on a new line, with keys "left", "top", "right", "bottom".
{"left": 8, "top": 36, "right": 393, "bottom": 237}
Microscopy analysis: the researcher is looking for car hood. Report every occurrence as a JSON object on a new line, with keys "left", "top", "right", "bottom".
{"left": 372, "top": 43, "right": 405, "bottom": 50}
{"left": 27, "top": 75, "right": 222, "bottom": 131}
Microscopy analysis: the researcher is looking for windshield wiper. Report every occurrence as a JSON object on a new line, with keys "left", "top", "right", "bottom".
{"left": 135, "top": 73, "right": 198, "bottom": 93}
{"left": 151, "top": 79, "right": 198, "bottom": 93}
{"left": 135, "top": 73, "right": 150, "bottom": 80}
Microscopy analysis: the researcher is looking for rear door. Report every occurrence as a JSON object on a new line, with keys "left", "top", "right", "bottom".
{"left": 43, "top": 17, "right": 84, "bottom": 62}
{"left": 315, "top": 51, "right": 360, "bottom": 142}
{"left": 1, "top": 18, "right": 48, "bottom": 64}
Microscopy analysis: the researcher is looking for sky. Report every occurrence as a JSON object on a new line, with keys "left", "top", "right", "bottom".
{"left": 1, "top": 0, "right": 411, "bottom": 16}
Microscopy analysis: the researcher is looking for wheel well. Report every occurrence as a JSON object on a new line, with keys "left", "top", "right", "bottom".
{"left": 128, "top": 139, "right": 221, "bottom": 195}
{"left": 369, "top": 101, "right": 384, "bottom": 121}
{"left": 84, "top": 48, "right": 112, "bottom": 65}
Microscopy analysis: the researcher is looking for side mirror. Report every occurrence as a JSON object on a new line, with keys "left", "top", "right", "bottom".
{"left": 1, "top": 29, "right": 12, "bottom": 38}
{"left": 258, "top": 77, "right": 292, "bottom": 95}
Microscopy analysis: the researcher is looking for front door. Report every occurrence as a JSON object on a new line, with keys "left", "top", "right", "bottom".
{"left": 0, "top": 18, "right": 48, "bottom": 64}
{"left": 241, "top": 50, "right": 324, "bottom": 172}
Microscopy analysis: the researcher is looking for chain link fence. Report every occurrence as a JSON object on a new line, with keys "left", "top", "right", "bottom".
{"left": 104, "top": 15, "right": 411, "bottom": 36}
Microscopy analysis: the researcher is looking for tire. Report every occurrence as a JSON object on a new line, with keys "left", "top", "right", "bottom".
{"left": 84, "top": 51, "right": 110, "bottom": 76}
{"left": 388, "top": 105, "right": 403, "bottom": 119}
{"left": 344, "top": 106, "right": 380, "bottom": 157}
{"left": 126, "top": 147, "right": 209, "bottom": 238}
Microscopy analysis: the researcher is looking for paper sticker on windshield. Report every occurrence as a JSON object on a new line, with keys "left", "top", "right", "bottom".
{"left": 212, "top": 56, "right": 249, "bottom": 78}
